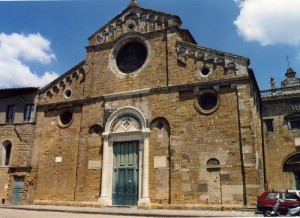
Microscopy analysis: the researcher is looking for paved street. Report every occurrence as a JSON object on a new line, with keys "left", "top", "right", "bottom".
{"left": 0, "top": 205, "right": 263, "bottom": 217}
{"left": 0, "top": 209, "right": 135, "bottom": 218}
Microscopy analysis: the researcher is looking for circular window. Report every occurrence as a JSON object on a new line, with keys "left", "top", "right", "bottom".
{"left": 58, "top": 110, "right": 73, "bottom": 127}
{"left": 128, "top": 23, "right": 135, "bottom": 30}
{"left": 116, "top": 42, "right": 147, "bottom": 74}
{"left": 198, "top": 93, "right": 217, "bottom": 110}
{"left": 201, "top": 66, "right": 210, "bottom": 76}
{"left": 64, "top": 89, "right": 72, "bottom": 98}
{"left": 195, "top": 90, "right": 220, "bottom": 114}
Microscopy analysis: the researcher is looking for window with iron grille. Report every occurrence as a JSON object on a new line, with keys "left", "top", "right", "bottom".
{"left": 6, "top": 105, "right": 16, "bottom": 123}
{"left": 24, "top": 104, "right": 34, "bottom": 122}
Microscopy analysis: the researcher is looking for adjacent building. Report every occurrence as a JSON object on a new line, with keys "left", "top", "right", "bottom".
{"left": 0, "top": 87, "right": 38, "bottom": 204}
{"left": 261, "top": 67, "right": 300, "bottom": 191}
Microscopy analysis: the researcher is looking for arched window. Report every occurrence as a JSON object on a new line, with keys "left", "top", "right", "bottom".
{"left": 2, "top": 140, "right": 12, "bottom": 166}
{"left": 150, "top": 117, "right": 170, "bottom": 134}
{"left": 206, "top": 158, "right": 221, "bottom": 172}
{"left": 89, "top": 124, "right": 103, "bottom": 135}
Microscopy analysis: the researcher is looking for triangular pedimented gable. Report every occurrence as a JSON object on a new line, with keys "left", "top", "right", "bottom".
{"left": 88, "top": 2, "right": 196, "bottom": 46}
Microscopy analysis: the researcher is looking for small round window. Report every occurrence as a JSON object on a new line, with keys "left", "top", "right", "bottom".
{"left": 116, "top": 42, "right": 147, "bottom": 74}
{"left": 195, "top": 90, "right": 220, "bottom": 114}
{"left": 64, "top": 89, "right": 72, "bottom": 98}
{"left": 128, "top": 23, "right": 135, "bottom": 30}
{"left": 201, "top": 66, "right": 210, "bottom": 76}
{"left": 58, "top": 110, "right": 73, "bottom": 127}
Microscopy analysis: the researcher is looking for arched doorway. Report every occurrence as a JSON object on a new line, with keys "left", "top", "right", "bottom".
{"left": 98, "top": 106, "right": 150, "bottom": 208}
{"left": 283, "top": 152, "right": 300, "bottom": 189}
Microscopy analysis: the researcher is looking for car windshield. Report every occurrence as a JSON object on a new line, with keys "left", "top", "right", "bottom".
{"left": 284, "top": 193, "right": 298, "bottom": 201}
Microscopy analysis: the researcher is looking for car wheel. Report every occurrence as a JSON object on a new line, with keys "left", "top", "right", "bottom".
{"left": 263, "top": 209, "right": 274, "bottom": 217}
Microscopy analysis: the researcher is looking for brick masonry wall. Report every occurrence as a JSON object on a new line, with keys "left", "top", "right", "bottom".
{"left": 149, "top": 120, "right": 170, "bottom": 206}
{"left": 0, "top": 90, "right": 37, "bottom": 204}
{"left": 85, "top": 34, "right": 168, "bottom": 98}
{"left": 0, "top": 168, "right": 9, "bottom": 203}
{"left": 236, "top": 83, "right": 264, "bottom": 204}
{"left": 34, "top": 85, "right": 263, "bottom": 206}
{"left": 33, "top": 10, "right": 263, "bottom": 207}
{"left": 74, "top": 101, "right": 104, "bottom": 201}
{"left": 34, "top": 106, "right": 82, "bottom": 201}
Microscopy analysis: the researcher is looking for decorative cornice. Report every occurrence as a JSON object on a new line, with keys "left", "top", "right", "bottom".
{"left": 103, "top": 88, "right": 150, "bottom": 100}
{"left": 176, "top": 41, "right": 250, "bottom": 67}
{"left": 86, "top": 27, "right": 176, "bottom": 52}
{"left": 38, "top": 76, "right": 250, "bottom": 109}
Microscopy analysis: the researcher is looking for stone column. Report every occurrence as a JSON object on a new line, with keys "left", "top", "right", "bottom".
{"left": 98, "top": 133, "right": 111, "bottom": 206}
{"left": 138, "top": 129, "right": 151, "bottom": 209}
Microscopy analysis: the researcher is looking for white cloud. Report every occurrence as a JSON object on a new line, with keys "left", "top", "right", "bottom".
{"left": 0, "top": 32, "right": 58, "bottom": 88}
{"left": 234, "top": 0, "right": 300, "bottom": 46}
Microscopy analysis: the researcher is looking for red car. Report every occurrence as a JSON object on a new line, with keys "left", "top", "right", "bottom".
{"left": 257, "top": 191, "right": 300, "bottom": 216}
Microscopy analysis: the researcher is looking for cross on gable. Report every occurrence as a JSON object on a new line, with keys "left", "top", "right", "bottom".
{"left": 285, "top": 55, "right": 291, "bottom": 67}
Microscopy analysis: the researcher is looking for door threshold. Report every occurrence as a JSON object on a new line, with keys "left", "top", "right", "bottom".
{"left": 109, "top": 205, "right": 137, "bottom": 208}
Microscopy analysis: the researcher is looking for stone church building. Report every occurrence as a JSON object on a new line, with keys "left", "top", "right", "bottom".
{"left": 1, "top": 0, "right": 298, "bottom": 209}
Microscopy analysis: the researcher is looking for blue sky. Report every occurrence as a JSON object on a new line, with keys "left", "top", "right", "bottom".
{"left": 0, "top": 0, "right": 300, "bottom": 90}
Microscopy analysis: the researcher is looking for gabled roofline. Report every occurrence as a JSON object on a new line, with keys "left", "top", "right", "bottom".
{"left": 39, "top": 60, "right": 85, "bottom": 93}
{"left": 176, "top": 41, "right": 250, "bottom": 66}
{"left": 179, "top": 29, "right": 197, "bottom": 45}
{"left": 88, "top": 5, "right": 182, "bottom": 41}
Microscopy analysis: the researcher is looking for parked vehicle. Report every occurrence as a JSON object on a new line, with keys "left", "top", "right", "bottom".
{"left": 272, "top": 195, "right": 300, "bottom": 216}
{"left": 288, "top": 190, "right": 300, "bottom": 197}
{"left": 257, "top": 191, "right": 300, "bottom": 216}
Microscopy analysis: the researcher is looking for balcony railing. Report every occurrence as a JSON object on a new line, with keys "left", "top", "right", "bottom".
{"left": 260, "top": 86, "right": 300, "bottom": 98}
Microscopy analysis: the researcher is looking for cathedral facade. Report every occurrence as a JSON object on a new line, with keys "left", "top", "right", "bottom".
{"left": 2, "top": 1, "right": 292, "bottom": 209}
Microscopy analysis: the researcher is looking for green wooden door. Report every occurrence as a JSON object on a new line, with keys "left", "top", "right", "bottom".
{"left": 11, "top": 176, "right": 24, "bottom": 204}
{"left": 112, "top": 141, "right": 139, "bottom": 206}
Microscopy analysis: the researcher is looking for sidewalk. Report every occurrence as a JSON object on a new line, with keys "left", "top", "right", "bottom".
{"left": 0, "top": 204, "right": 263, "bottom": 217}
